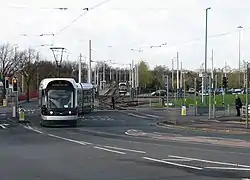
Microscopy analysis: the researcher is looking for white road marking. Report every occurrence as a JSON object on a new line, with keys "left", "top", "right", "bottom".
{"left": 142, "top": 157, "right": 203, "bottom": 170}
{"left": 48, "top": 134, "right": 92, "bottom": 145}
{"left": 94, "top": 146, "right": 126, "bottom": 155}
{"left": 144, "top": 113, "right": 163, "bottom": 119}
{"left": 168, "top": 155, "right": 250, "bottom": 168}
{"left": 204, "top": 167, "right": 250, "bottom": 171}
{"left": 127, "top": 113, "right": 151, "bottom": 119}
{"left": 103, "top": 145, "right": 146, "bottom": 154}
{"left": 161, "top": 158, "right": 193, "bottom": 162}
{"left": 0, "top": 124, "right": 6, "bottom": 129}
{"left": 242, "top": 178, "right": 250, "bottom": 180}
{"left": 23, "top": 125, "right": 43, "bottom": 134}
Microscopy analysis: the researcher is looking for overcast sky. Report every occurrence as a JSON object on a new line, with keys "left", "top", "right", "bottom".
{"left": 1, "top": 0, "right": 250, "bottom": 70}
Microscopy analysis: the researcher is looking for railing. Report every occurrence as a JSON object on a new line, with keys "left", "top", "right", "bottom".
{"left": 241, "top": 105, "right": 250, "bottom": 120}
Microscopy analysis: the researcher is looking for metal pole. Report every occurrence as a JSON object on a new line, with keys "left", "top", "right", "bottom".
{"left": 194, "top": 78, "right": 197, "bottom": 116}
{"left": 204, "top": 7, "right": 211, "bottom": 105}
{"left": 166, "top": 75, "right": 169, "bottom": 109}
{"left": 213, "top": 74, "right": 217, "bottom": 118}
{"left": 103, "top": 62, "right": 105, "bottom": 82}
{"left": 79, "top": 53, "right": 82, "bottom": 83}
{"left": 238, "top": 26, "right": 243, "bottom": 87}
{"left": 201, "top": 75, "right": 204, "bottom": 103}
{"left": 132, "top": 60, "right": 134, "bottom": 88}
{"left": 88, "top": 40, "right": 92, "bottom": 83}
{"left": 211, "top": 49, "right": 214, "bottom": 89}
{"left": 183, "top": 72, "right": 186, "bottom": 99}
{"left": 208, "top": 76, "right": 211, "bottom": 119}
{"left": 172, "top": 59, "right": 174, "bottom": 91}
{"left": 176, "top": 52, "right": 179, "bottom": 91}
{"left": 137, "top": 63, "right": 139, "bottom": 88}
{"left": 16, "top": 90, "right": 18, "bottom": 118}
{"left": 97, "top": 66, "right": 99, "bottom": 86}
{"left": 109, "top": 67, "right": 112, "bottom": 83}
{"left": 180, "top": 61, "right": 183, "bottom": 89}
{"left": 246, "top": 63, "right": 249, "bottom": 128}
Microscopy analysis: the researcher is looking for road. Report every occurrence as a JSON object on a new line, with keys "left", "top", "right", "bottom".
{"left": 0, "top": 100, "right": 250, "bottom": 179}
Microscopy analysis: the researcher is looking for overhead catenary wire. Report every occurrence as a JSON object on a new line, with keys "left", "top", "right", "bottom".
{"left": 54, "top": 0, "right": 112, "bottom": 36}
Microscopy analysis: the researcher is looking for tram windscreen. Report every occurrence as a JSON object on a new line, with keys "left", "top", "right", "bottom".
{"left": 48, "top": 89, "right": 74, "bottom": 109}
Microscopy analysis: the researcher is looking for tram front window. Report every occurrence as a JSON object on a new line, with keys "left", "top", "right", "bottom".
{"left": 48, "top": 89, "right": 74, "bottom": 109}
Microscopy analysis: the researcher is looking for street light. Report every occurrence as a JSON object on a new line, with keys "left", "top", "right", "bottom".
{"left": 237, "top": 25, "right": 243, "bottom": 87}
{"left": 204, "top": 7, "right": 211, "bottom": 105}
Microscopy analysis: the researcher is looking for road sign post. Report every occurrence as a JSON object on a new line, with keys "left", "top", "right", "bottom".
{"left": 246, "top": 63, "right": 250, "bottom": 128}
{"left": 194, "top": 78, "right": 197, "bottom": 116}
{"left": 208, "top": 76, "right": 212, "bottom": 119}
{"left": 166, "top": 75, "right": 169, "bottom": 110}
{"left": 12, "top": 77, "right": 18, "bottom": 119}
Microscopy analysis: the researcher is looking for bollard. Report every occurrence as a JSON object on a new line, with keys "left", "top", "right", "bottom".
{"left": 3, "top": 99, "right": 7, "bottom": 107}
{"left": 12, "top": 106, "right": 16, "bottom": 118}
{"left": 19, "top": 108, "right": 25, "bottom": 121}
{"left": 181, "top": 105, "right": 187, "bottom": 116}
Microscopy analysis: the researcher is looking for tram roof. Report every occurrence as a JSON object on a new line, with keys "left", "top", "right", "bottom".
{"left": 39, "top": 78, "right": 77, "bottom": 89}
{"left": 76, "top": 83, "right": 93, "bottom": 90}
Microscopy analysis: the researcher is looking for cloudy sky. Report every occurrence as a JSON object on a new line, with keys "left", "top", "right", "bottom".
{"left": 1, "top": 0, "right": 250, "bottom": 70}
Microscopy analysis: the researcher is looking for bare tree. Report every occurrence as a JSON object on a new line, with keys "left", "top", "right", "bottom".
{"left": 0, "top": 44, "right": 26, "bottom": 97}
{"left": 19, "top": 48, "right": 39, "bottom": 102}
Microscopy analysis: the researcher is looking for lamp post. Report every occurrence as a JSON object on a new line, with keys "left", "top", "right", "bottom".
{"left": 204, "top": 7, "right": 211, "bottom": 105}
{"left": 237, "top": 25, "right": 243, "bottom": 87}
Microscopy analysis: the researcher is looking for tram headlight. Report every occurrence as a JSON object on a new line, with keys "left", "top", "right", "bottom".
{"left": 49, "top": 111, "right": 54, "bottom": 115}
{"left": 68, "top": 111, "right": 72, "bottom": 115}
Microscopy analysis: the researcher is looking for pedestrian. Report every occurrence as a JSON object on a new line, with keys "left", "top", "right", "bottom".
{"left": 111, "top": 96, "right": 115, "bottom": 109}
{"left": 235, "top": 95, "right": 242, "bottom": 116}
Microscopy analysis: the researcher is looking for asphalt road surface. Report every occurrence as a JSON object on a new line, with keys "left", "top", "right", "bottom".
{"left": 0, "top": 100, "right": 250, "bottom": 180}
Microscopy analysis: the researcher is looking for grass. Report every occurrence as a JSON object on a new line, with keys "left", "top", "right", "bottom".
{"left": 171, "top": 94, "right": 249, "bottom": 107}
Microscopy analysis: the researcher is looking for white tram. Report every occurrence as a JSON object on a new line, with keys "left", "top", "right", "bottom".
{"left": 119, "top": 82, "right": 128, "bottom": 95}
{"left": 38, "top": 78, "right": 78, "bottom": 126}
{"left": 76, "top": 83, "right": 95, "bottom": 115}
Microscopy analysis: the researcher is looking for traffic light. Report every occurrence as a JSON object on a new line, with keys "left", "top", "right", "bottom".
{"left": 12, "top": 77, "right": 18, "bottom": 92}
{"left": 222, "top": 76, "right": 228, "bottom": 89}
{"left": 5, "top": 77, "right": 9, "bottom": 89}
{"left": 196, "top": 79, "right": 202, "bottom": 90}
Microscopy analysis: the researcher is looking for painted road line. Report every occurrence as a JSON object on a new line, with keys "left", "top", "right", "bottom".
{"left": 94, "top": 146, "right": 126, "bottom": 155}
{"left": 0, "top": 124, "right": 7, "bottom": 129}
{"left": 161, "top": 158, "right": 193, "bottom": 162}
{"left": 168, "top": 155, "right": 250, "bottom": 168}
{"left": 143, "top": 113, "right": 163, "bottom": 119}
{"left": 127, "top": 113, "right": 152, "bottom": 119}
{"left": 48, "top": 134, "right": 92, "bottom": 145}
{"left": 23, "top": 125, "right": 43, "bottom": 134}
{"left": 103, "top": 145, "right": 146, "bottom": 154}
{"left": 142, "top": 157, "right": 203, "bottom": 170}
{"left": 204, "top": 167, "right": 250, "bottom": 171}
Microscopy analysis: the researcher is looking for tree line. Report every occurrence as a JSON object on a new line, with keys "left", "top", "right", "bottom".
{"left": 0, "top": 43, "right": 244, "bottom": 101}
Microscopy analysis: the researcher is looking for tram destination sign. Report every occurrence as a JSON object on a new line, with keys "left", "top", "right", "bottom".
{"left": 50, "top": 81, "right": 71, "bottom": 87}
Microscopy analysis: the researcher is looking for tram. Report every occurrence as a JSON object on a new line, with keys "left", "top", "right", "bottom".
{"left": 38, "top": 78, "right": 78, "bottom": 126}
{"left": 119, "top": 82, "right": 128, "bottom": 95}
{"left": 76, "top": 83, "right": 94, "bottom": 115}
